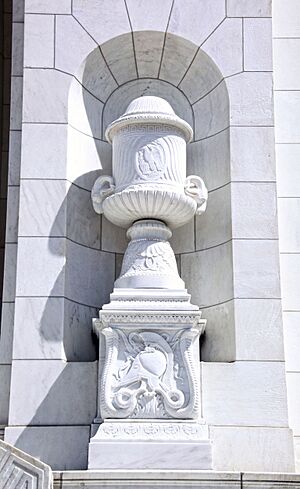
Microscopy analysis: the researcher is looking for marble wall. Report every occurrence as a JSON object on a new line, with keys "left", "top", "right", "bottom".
{"left": 273, "top": 0, "right": 300, "bottom": 471}
{"left": 0, "top": 0, "right": 296, "bottom": 472}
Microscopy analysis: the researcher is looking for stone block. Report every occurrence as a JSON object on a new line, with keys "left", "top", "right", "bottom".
{"left": 168, "top": 0, "right": 225, "bottom": 47}
{"left": 276, "top": 144, "right": 300, "bottom": 197}
{"left": 274, "top": 39, "right": 300, "bottom": 90}
{"left": 5, "top": 426, "right": 89, "bottom": 470}
{"left": 284, "top": 312, "right": 300, "bottom": 371}
{"left": 55, "top": 14, "right": 97, "bottom": 78}
{"left": 230, "top": 127, "right": 275, "bottom": 182}
{"left": 201, "top": 300, "right": 236, "bottom": 362}
{"left": 187, "top": 130, "right": 230, "bottom": 192}
{"left": 13, "top": 0, "right": 24, "bottom": 21}
{"left": 202, "top": 362, "right": 289, "bottom": 426}
{"left": 68, "top": 80, "right": 103, "bottom": 140}
{"left": 202, "top": 18, "right": 243, "bottom": 78}
{"left": 233, "top": 240, "right": 281, "bottom": 299}
{"left": 57, "top": 469, "right": 241, "bottom": 489}
{"left": 227, "top": 72, "right": 273, "bottom": 126}
{"left": 89, "top": 440, "right": 212, "bottom": 470}
{"left": 273, "top": 0, "right": 300, "bottom": 37}
{"left": 211, "top": 427, "right": 294, "bottom": 472}
{"left": 0, "top": 365, "right": 11, "bottom": 425}
{"left": 227, "top": 0, "right": 271, "bottom": 17}
{"left": 170, "top": 219, "right": 195, "bottom": 254}
{"left": 67, "top": 128, "right": 111, "bottom": 190}
{"left": 195, "top": 184, "right": 231, "bottom": 250}
{"left": 23, "top": 69, "right": 71, "bottom": 123}
{"left": 160, "top": 35, "right": 197, "bottom": 86}
{"left": 244, "top": 19, "right": 272, "bottom": 71}
{"left": 65, "top": 240, "right": 114, "bottom": 308}
{"left": 18, "top": 179, "right": 68, "bottom": 238}
{"left": 274, "top": 92, "right": 300, "bottom": 143}
{"left": 278, "top": 198, "right": 300, "bottom": 252}
{"left": 8, "top": 130, "right": 21, "bottom": 186}
{"left": 126, "top": 0, "right": 172, "bottom": 31}
{"left": 234, "top": 299, "right": 284, "bottom": 361}
{"left": 11, "top": 22, "right": 24, "bottom": 76}
{"left": 181, "top": 242, "right": 233, "bottom": 308}
{"left": 2, "top": 243, "right": 17, "bottom": 302}
{"left": 25, "top": 0, "right": 71, "bottom": 14}
{"left": 286, "top": 372, "right": 300, "bottom": 435}
{"left": 194, "top": 82, "right": 229, "bottom": 140}
{"left": 16, "top": 237, "right": 65, "bottom": 297}
{"left": 66, "top": 183, "right": 101, "bottom": 249}
{"left": 231, "top": 182, "right": 278, "bottom": 239}
{"left": 101, "top": 216, "right": 127, "bottom": 254}
{"left": 72, "top": 0, "right": 130, "bottom": 46}
{"left": 280, "top": 254, "right": 300, "bottom": 310}
{"left": 21, "top": 124, "right": 67, "bottom": 180}
{"left": 101, "top": 31, "right": 143, "bottom": 87}
{"left": 13, "top": 297, "right": 97, "bottom": 361}
{"left": 6, "top": 186, "right": 19, "bottom": 243}
{"left": 179, "top": 49, "right": 223, "bottom": 105}
{"left": 243, "top": 472, "right": 300, "bottom": 489}
{"left": 134, "top": 31, "right": 164, "bottom": 78}
{"left": 10, "top": 77, "right": 23, "bottom": 131}
{"left": 80, "top": 48, "right": 118, "bottom": 103}
{"left": 296, "top": 437, "right": 300, "bottom": 472}
{"left": 24, "top": 14, "right": 54, "bottom": 68}
{"left": 0, "top": 302, "right": 14, "bottom": 363}
{"left": 202, "top": 298, "right": 285, "bottom": 363}
{"left": 9, "top": 360, "right": 97, "bottom": 425}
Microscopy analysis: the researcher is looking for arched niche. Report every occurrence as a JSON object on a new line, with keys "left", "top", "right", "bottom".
{"left": 66, "top": 31, "right": 233, "bottom": 362}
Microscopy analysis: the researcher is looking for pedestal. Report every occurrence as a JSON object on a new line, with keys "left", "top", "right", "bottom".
{"left": 88, "top": 289, "right": 212, "bottom": 470}
{"left": 88, "top": 420, "right": 212, "bottom": 470}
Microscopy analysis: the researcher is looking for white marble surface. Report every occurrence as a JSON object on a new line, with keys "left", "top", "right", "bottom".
{"left": 227, "top": 0, "right": 271, "bottom": 17}
{"left": 231, "top": 182, "right": 278, "bottom": 239}
{"left": 187, "top": 130, "right": 230, "bottom": 192}
{"left": 274, "top": 91, "right": 300, "bottom": 143}
{"left": 278, "top": 198, "right": 300, "bottom": 252}
{"left": 233, "top": 240, "right": 281, "bottom": 299}
{"left": 194, "top": 82, "right": 229, "bottom": 140}
{"left": 280, "top": 254, "right": 300, "bottom": 310}
{"left": 0, "top": 303, "right": 14, "bottom": 364}
{"left": 244, "top": 19, "right": 272, "bottom": 72}
{"left": 286, "top": 372, "right": 300, "bottom": 435}
{"left": 25, "top": 0, "right": 71, "bottom": 14}
{"left": 203, "top": 361, "right": 289, "bottom": 426}
{"left": 202, "top": 18, "right": 242, "bottom": 78}
{"left": 230, "top": 127, "right": 275, "bottom": 182}
{"left": 89, "top": 440, "right": 212, "bottom": 470}
{"left": 283, "top": 312, "right": 300, "bottom": 371}
{"left": 273, "top": 0, "right": 300, "bottom": 37}
{"left": 211, "top": 426, "right": 294, "bottom": 472}
{"left": 276, "top": 145, "right": 300, "bottom": 197}
{"left": 168, "top": 0, "right": 225, "bottom": 47}
{"left": 5, "top": 426, "right": 90, "bottom": 470}
{"left": 134, "top": 32, "right": 164, "bottom": 79}
{"left": 23, "top": 68, "right": 70, "bottom": 123}
{"left": 181, "top": 242, "right": 233, "bottom": 308}
{"left": 24, "top": 14, "right": 54, "bottom": 68}
{"left": 9, "top": 360, "right": 97, "bottom": 425}
{"left": 160, "top": 35, "right": 197, "bottom": 87}
{"left": 227, "top": 72, "right": 273, "bottom": 126}
{"left": 0, "top": 365, "right": 11, "bottom": 425}
{"left": 21, "top": 124, "right": 68, "bottom": 180}
{"left": 12, "top": 22, "right": 24, "bottom": 76}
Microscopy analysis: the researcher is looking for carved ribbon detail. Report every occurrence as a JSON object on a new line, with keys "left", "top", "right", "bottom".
{"left": 184, "top": 175, "right": 208, "bottom": 215}
{"left": 91, "top": 175, "right": 115, "bottom": 214}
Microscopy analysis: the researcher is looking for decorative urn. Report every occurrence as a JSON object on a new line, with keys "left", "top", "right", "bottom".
{"left": 92, "top": 96, "right": 208, "bottom": 289}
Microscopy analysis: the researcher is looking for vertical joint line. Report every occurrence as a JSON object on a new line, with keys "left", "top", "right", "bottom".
{"left": 124, "top": 0, "right": 139, "bottom": 79}
{"left": 157, "top": 0, "right": 175, "bottom": 79}
{"left": 53, "top": 15, "right": 56, "bottom": 68}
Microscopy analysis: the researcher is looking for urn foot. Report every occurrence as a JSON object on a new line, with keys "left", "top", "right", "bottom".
{"left": 115, "top": 219, "right": 184, "bottom": 289}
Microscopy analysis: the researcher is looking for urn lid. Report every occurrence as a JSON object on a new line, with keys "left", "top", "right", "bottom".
{"left": 105, "top": 96, "right": 193, "bottom": 143}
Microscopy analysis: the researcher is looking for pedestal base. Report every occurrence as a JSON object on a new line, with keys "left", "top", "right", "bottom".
{"left": 88, "top": 421, "right": 212, "bottom": 470}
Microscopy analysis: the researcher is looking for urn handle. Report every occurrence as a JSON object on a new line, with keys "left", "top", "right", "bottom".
{"left": 91, "top": 175, "right": 115, "bottom": 214}
{"left": 184, "top": 175, "right": 208, "bottom": 215}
